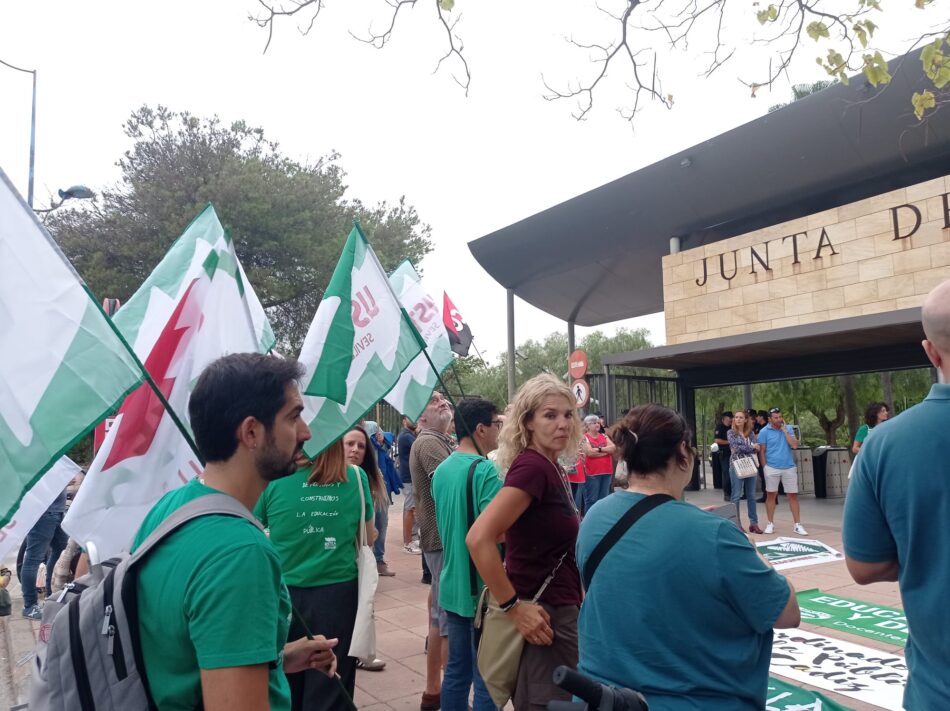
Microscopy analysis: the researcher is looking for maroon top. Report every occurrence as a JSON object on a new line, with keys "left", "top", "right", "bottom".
{"left": 503, "top": 448, "right": 582, "bottom": 607}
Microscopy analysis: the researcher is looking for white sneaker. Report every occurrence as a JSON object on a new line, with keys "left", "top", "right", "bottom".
{"left": 403, "top": 542, "right": 422, "bottom": 554}
{"left": 793, "top": 523, "right": 808, "bottom": 536}
{"left": 763, "top": 522, "right": 774, "bottom": 535}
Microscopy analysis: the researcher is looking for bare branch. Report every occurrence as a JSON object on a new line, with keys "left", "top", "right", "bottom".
{"left": 434, "top": 3, "right": 471, "bottom": 94}
{"left": 251, "top": 0, "right": 324, "bottom": 54}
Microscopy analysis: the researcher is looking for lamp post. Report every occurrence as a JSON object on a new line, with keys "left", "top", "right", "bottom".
{"left": 0, "top": 57, "right": 37, "bottom": 207}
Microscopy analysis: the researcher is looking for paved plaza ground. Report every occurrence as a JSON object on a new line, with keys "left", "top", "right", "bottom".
{"left": 1, "top": 487, "right": 904, "bottom": 710}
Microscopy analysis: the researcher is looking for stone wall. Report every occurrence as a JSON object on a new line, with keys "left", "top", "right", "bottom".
{"left": 662, "top": 175, "right": 950, "bottom": 345}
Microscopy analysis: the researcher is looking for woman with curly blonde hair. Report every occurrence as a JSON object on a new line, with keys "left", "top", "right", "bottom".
{"left": 466, "top": 374, "right": 583, "bottom": 709}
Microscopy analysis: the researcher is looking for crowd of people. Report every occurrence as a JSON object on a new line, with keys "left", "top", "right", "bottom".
{"left": 16, "top": 278, "right": 950, "bottom": 711}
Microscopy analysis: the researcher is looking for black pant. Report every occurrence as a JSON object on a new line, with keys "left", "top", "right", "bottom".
{"left": 287, "top": 579, "right": 359, "bottom": 711}
{"left": 719, "top": 453, "right": 732, "bottom": 498}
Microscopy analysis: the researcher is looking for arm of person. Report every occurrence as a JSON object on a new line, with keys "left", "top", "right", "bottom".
{"left": 200, "top": 665, "right": 271, "bottom": 711}
{"left": 784, "top": 426, "right": 799, "bottom": 448}
{"left": 842, "top": 450, "right": 900, "bottom": 586}
{"left": 466, "top": 487, "right": 554, "bottom": 645}
{"left": 851, "top": 440, "right": 862, "bottom": 455}
{"left": 727, "top": 430, "right": 755, "bottom": 456}
{"left": 758, "top": 442, "right": 766, "bottom": 468}
{"left": 283, "top": 636, "right": 338, "bottom": 675}
{"left": 599, "top": 435, "right": 617, "bottom": 456}
{"left": 580, "top": 436, "right": 596, "bottom": 456}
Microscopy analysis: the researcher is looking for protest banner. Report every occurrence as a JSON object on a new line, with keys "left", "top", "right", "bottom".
{"left": 767, "top": 676, "right": 853, "bottom": 711}
{"left": 770, "top": 629, "right": 906, "bottom": 709}
{"left": 797, "top": 589, "right": 907, "bottom": 646}
{"left": 757, "top": 537, "right": 844, "bottom": 570}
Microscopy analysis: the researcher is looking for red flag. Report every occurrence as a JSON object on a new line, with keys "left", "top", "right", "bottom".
{"left": 442, "top": 292, "right": 474, "bottom": 357}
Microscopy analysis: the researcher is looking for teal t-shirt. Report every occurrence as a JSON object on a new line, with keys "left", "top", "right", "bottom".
{"left": 132, "top": 480, "right": 291, "bottom": 711}
{"left": 254, "top": 465, "right": 373, "bottom": 588}
{"left": 432, "top": 452, "right": 503, "bottom": 617}
{"left": 853, "top": 423, "right": 870, "bottom": 444}
{"left": 577, "top": 491, "right": 790, "bottom": 710}
{"left": 844, "top": 384, "right": 950, "bottom": 708}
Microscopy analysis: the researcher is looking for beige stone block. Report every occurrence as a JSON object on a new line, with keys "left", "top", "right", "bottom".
{"left": 905, "top": 177, "right": 947, "bottom": 204}
{"left": 707, "top": 309, "right": 733, "bottom": 330}
{"left": 733, "top": 303, "right": 758, "bottom": 323}
{"left": 704, "top": 274, "right": 732, "bottom": 293}
{"left": 843, "top": 280, "right": 879, "bottom": 306}
{"left": 663, "top": 268, "right": 673, "bottom": 286}
{"left": 826, "top": 219, "right": 859, "bottom": 245}
{"left": 757, "top": 299, "right": 786, "bottom": 321}
{"left": 743, "top": 281, "right": 771, "bottom": 304}
{"left": 718, "top": 288, "right": 744, "bottom": 308}
{"left": 844, "top": 187, "right": 910, "bottom": 221}
{"left": 896, "top": 294, "right": 925, "bottom": 310}
{"left": 826, "top": 262, "right": 861, "bottom": 289}
{"left": 801, "top": 310, "right": 830, "bottom": 326}
{"left": 873, "top": 231, "right": 906, "bottom": 257}
{"left": 855, "top": 211, "right": 892, "bottom": 239}
{"left": 858, "top": 255, "right": 895, "bottom": 282}
{"left": 720, "top": 323, "right": 755, "bottom": 337}
{"left": 832, "top": 305, "right": 866, "bottom": 319}
{"left": 813, "top": 287, "right": 845, "bottom": 310}
{"left": 666, "top": 316, "right": 686, "bottom": 337}
{"left": 685, "top": 311, "right": 709, "bottom": 332}
{"left": 926, "top": 195, "right": 950, "bottom": 225}
{"left": 916, "top": 270, "right": 950, "bottom": 295}
{"left": 795, "top": 270, "right": 827, "bottom": 293}
{"left": 839, "top": 236, "right": 877, "bottom": 261}
{"left": 876, "top": 274, "right": 917, "bottom": 300}
{"left": 786, "top": 293, "right": 815, "bottom": 316}
{"left": 931, "top": 242, "right": 950, "bottom": 268}
{"left": 908, "top": 220, "right": 948, "bottom": 249}
{"left": 859, "top": 300, "right": 897, "bottom": 316}
{"left": 664, "top": 280, "right": 686, "bottom": 302}
{"left": 770, "top": 316, "right": 800, "bottom": 329}
{"left": 807, "top": 207, "right": 840, "bottom": 230}
{"left": 693, "top": 328, "right": 722, "bottom": 341}
{"left": 769, "top": 278, "right": 798, "bottom": 299}
{"left": 890, "top": 245, "right": 932, "bottom": 274}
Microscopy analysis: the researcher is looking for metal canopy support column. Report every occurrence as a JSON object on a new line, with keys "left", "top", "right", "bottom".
{"left": 604, "top": 364, "right": 611, "bottom": 423}
{"left": 567, "top": 320, "right": 576, "bottom": 357}
{"left": 743, "top": 383, "right": 753, "bottom": 410}
{"left": 507, "top": 288, "right": 516, "bottom": 401}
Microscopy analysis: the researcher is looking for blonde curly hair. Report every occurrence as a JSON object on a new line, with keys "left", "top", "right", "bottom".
{"left": 495, "top": 373, "right": 582, "bottom": 471}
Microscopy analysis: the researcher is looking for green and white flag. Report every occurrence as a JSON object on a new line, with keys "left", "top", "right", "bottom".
{"left": 0, "top": 167, "right": 144, "bottom": 529}
{"left": 384, "top": 261, "right": 454, "bottom": 421}
{"left": 300, "top": 225, "right": 424, "bottom": 458}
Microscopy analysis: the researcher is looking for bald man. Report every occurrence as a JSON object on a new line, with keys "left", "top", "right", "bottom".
{"left": 843, "top": 278, "right": 950, "bottom": 710}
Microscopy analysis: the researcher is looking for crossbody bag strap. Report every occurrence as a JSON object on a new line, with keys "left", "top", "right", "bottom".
{"left": 466, "top": 459, "right": 480, "bottom": 596}
{"left": 581, "top": 493, "right": 674, "bottom": 590}
{"left": 354, "top": 465, "right": 367, "bottom": 549}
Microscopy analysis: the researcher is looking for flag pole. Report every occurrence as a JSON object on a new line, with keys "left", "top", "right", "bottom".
{"left": 82, "top": 286, "right": 205, "bottom": 466}
{"left": 449, "top": 360, "right": 469, "bottom": 400}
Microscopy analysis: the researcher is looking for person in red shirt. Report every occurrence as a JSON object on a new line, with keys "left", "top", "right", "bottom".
{"left": 580, "top": 414, "right": 617, "bottom": 512}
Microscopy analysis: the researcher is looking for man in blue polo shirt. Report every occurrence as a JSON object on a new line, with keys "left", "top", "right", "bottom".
{"left": 757, "top": 407, "right": 807, "bottom": 536}
{"left": 843, "top": 279, "right": 950, "bottom": 709}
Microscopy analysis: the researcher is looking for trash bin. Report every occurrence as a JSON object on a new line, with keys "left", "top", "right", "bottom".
{"left": 686, "top": 456, "right": 701, "bottom": 491}
{"left": 812, "top": 446, "right": 830, "bottom": 498}
{"left": 825, "top": 447, "right": 852, "bottom": 498}
{"left": 794, "top": 448, "right": 814, "bottom": 497}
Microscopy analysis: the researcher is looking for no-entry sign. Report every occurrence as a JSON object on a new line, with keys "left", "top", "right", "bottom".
{"left": 568, "top": 350, "right": 588, "bottom": 379}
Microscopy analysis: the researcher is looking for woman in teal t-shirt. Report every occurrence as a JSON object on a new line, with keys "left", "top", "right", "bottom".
{"left": 255, "top": 439, "right": 375, "bottom": 711}
{"left": 852, "top": 402, "right": 889, "bottom": 455}
{"left": 576, "top": 404, "right": 801, "bottom": 710}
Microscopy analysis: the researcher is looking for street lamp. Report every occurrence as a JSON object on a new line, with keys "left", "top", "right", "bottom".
{"left": 0, "top": 57, "right": 37, "bottom": 207}
{"left": 34, "top": 185, "right": 96, "bottom": 214}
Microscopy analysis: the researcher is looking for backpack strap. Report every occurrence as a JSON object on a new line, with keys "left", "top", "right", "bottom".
{"left": 127, "top": 493, "right": 263, "bottom": 565}
{"left": 466, "top": 459, "right": 479, "bottom": 596}
{"left": 581, "top": 494, "right": 674, "bottom": 590}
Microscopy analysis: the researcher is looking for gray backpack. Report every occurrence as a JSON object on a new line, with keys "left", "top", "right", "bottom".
{"left": 29, "top": 494, "right": 264, "bottom": 711}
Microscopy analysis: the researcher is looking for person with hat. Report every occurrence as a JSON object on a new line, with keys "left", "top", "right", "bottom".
{"left": 757, "top": 408, "right": 807, "bottom": 535}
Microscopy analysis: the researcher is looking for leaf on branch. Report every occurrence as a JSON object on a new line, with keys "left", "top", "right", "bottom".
{"left": 439, "top": 0, "right": 455, "bottom": 11}
{"left": 853, "top": 20, "right": 875, "bottom": 48}
{"left": 862, "top": 51, "right": 892, "bottom": 87}
{"left": 921, "top": 37, "right": 950, "bottom": 88}
{"left": 861, "top": 0, "right": 882, "bottom": 10}
{"left": 821, "top": 49, "right": 850, "bottom": 84}
{"left": 756, "top": 4, "right": 778, "bottom": 24}
{"left": 912, "top": 90, "right": 936, "bottom": 119}
{"left": 807, "top": 22, "right": 830, "bottom": 41}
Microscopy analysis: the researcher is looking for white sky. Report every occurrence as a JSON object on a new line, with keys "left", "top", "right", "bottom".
{"left": 1, "top": 0, "right": 938, "bottom": 361}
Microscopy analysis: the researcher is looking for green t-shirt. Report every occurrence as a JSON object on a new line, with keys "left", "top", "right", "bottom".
{"left": 432, "top": 452, "right": 503, "bottom": 617}
{"left": 131, "top": 479, "right": 291, "bottom": 711}
{"left": 854, "top": 423, "right": 870, "bottom": 444}
{"left": 254, "top": 465, "right": 373, "bottom": 588}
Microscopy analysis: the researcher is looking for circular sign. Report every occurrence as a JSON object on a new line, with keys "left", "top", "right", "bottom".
{"left": 568, "top": 350, "right": 589, "bottom": 379}
{"left": 571, "top": 379, "right": 590, "bottom": 409}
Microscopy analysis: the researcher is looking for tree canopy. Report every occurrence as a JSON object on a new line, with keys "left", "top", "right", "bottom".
{"left": 47, "top": 106, "right": 432, "bottom": 351}
{"left": 251, "top": 0, "right": 948, "bottom": 123}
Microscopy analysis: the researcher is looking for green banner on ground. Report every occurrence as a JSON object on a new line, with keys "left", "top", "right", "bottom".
{"left": 796, "top": 589, "right": 907, "bottom": 646}
{"left": 767, "top": 676, "right": 853, "bottom": 710}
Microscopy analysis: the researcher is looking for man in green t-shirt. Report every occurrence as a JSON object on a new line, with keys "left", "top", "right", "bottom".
{"left": 132, "top": 353, "right": 337, "bottom": 711}
{"left": 432, "top": 397, "right": 503, "bottom": 711}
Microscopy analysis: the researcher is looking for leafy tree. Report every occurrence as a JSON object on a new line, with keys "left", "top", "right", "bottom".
{"left": 252, "top": 1, "right": 949, "bottom": 122}
{"left": 47, "top": 106, "right": 433, "bottom": 352}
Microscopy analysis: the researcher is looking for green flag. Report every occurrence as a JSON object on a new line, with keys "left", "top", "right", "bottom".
{"left": 0, "top": 167, "right": 144, "bottom": 529}
{"left": 299, "top": 225, "right": 424, "bottom": 458}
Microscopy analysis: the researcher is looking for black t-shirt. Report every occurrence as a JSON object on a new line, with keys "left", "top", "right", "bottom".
{"left": 714, "top": 423, "right": 732, "bottom": 457}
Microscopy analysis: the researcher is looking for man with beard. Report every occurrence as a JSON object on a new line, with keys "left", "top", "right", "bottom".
{"left": 131, "top": 353, "right": 337, "bottom": 711}
{"left": 410, "top": 391, "right": 456, "bottom": 711}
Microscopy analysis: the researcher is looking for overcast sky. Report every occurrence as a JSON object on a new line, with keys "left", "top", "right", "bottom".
{"left": 1, "top": 0, "right": 936, "bottom": 361}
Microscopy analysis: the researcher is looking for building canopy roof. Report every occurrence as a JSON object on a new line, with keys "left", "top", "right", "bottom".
{"left": 468, "top": 57, "right": 950, "bottom": 327}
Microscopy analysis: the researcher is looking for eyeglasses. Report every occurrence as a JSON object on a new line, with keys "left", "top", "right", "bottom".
{"left": 490, "top": 420, "right": 504, "bottom": 428}
{"left": 768, "top": 407, "right": 782, "bottom": 414}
